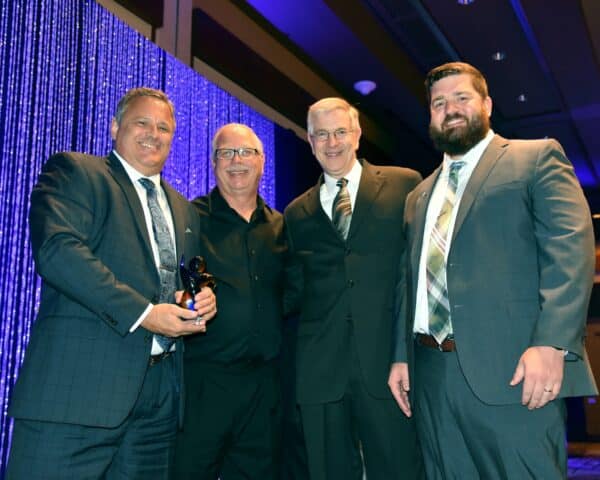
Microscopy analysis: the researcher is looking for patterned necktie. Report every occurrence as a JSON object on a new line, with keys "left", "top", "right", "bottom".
{"left": 139, "top": 177, "right": 177, "bottom": 352}
{"left": 426, "top": 161, "right": 465, "bottom": 344}
{"left": 332, "top": 178, "right": 352, "bottom": 240}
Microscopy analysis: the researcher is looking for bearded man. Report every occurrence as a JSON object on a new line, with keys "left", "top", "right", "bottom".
{"left": 388, "top": 62, "right": 597, "bottom": 479}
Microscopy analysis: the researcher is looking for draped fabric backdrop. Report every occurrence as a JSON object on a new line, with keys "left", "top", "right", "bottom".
{"left": 0, "top": 0, "right": 276, "bottom": 471}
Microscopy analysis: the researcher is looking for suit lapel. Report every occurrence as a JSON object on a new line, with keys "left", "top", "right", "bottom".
{"left": 162, "top": 181, "right": 186, "bottom": 265}
{"left": 301, "top": 176, "right": 324, "bottom": 218}
{"left": 410, "top": 168, "right": 440, "bottom": 274}
{"left": 347, "top": 160, "right": 384, "bottom": 241}
{"left": 452, "top": 134, "right": 509, "bottom": 240}
{"left": 106, "top": 153, "right": 156, "bottom": 269}
{"left": 301, "top": 174, "right": 340, "bottom": 235}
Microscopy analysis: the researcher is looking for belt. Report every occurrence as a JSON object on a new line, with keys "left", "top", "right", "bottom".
{"left": 149, "top": 350, "right": 173, "bottom": 366}
{"left": 416, "top": 334, "right": 456, "bottom": 352}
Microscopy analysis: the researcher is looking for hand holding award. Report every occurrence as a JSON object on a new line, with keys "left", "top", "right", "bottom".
{"left": 179, "top": 256, "right": 217, "bottom": 324}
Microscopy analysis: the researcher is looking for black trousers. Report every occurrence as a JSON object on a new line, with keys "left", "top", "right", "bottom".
{"left": 300, "top": 338, "right": 423, "bottom": 480}
{"left": 173, "top": 360, "right": 281, "bottom": 480}
{"left": 280, "top": 316, "right": 310, "bottom": 480}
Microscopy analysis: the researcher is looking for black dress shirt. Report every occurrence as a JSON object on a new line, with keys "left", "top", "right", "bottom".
{"left": 184, "top": 188, "right": 286, "bottom": 365}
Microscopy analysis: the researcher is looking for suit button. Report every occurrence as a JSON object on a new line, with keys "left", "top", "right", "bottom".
{"left": 345, "top": 314, "right": 352, "bottom": 323}
{"left": 347, "top": 279, "right": 354, "bottom": 288}
{"left": 253, "top": 274, "right": 259, "bottom": 281}
{"left": 250, "top": 249, "right": 256, "bottom": 256}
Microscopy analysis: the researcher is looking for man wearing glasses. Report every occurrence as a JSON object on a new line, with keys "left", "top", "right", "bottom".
{"left": 284, "top": 98, "right": 424, "bottom": 479}
{"left": 173, "top": 123, "right": 286, "bottom": 479}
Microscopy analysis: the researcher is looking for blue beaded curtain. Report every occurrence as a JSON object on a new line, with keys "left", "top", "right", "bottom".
{"left": 0, "top": 0, "right": 275, "bottom": 469}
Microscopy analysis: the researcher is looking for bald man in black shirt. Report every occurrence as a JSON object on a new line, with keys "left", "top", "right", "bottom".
{"left": 173, "top": 124, "right": 286, "bottom": 480}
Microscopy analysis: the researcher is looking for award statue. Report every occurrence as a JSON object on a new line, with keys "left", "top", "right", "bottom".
{"left": 179, "top": 255, "right": 217, "bottom": 312}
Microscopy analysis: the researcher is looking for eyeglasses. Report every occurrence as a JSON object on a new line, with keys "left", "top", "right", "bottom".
{"left": 214, "top": 147, "right": 261, "bottom": 160}
{"left": 310, "top": 128, "right": 353, "bottom": 143}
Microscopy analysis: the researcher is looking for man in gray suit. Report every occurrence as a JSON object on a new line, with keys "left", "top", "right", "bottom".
{"left": 7, "top": 87, "right": 217, "bottom": 479}
{"left": 389, "top": 62, "right": 597, "bottom": 478}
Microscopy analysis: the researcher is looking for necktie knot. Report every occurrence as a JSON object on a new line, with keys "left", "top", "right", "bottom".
{"left": 336, "top": 178, "right": 348, "bottom": 189}
{"left": 139, "top": 177, "right": 156, "bottom": 192}
{"left": 448, "top": 161, "right": 465, "bottom": 189}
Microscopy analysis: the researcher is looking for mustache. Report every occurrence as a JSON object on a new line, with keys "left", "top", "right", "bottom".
{"left": 225, "top": 166, "right": 250, "bottom": 173}
{"left": 442, "top": 114, "right": 468, "bottom": 128}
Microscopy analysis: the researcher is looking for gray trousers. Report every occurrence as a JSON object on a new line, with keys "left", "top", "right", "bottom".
{"left": 414, "top": 342, "right": 567, "bottom": 479}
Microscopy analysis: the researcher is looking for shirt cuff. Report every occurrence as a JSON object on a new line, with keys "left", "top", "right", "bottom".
{"left": 129, "top": 303, "right": 154, "bottom": 332}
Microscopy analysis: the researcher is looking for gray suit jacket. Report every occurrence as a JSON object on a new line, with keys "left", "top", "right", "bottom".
{"left": 399, "top": 135, "right": 597, "bottom": 405}
{"left": 9, "top": 152, "right": 200, "bottom": 427}
{"left": 285, "top": 159, "right": 421, "bottom": 404}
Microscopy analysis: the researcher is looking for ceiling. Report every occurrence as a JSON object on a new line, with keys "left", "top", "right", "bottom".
{"left": 112, "top": 0, "right": 600, "bottom": 206}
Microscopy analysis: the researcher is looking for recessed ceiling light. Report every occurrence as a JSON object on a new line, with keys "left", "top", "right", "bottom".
{"left": 457, "top": 0, "right": 474, "bottom": 4}
{"left": 517, "top": 94, "right": 527, "bottom": 102}
{"left": 492, "top": 51, "right": 506, "bottom": 61}
{"left": 354, "top": 80, "right": 377, "bottom": 96}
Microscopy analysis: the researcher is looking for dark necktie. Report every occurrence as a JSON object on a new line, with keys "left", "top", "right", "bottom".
{"left": 426, "top": 161, "right": 465, "bottom": 344}
{"left": 332, "top": 178, "right": 352, "bottom": 240}
{"left": 139, "top": 177, "right": 177, "bottom": 352}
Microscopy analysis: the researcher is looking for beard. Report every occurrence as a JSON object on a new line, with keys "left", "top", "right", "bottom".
{"left": 429, "top": 110, "right": 490, "bottom": 156}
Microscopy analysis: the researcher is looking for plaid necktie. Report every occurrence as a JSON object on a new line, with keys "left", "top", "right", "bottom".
{"left": 139, "top": 177, "right": 177, "bottom": 352}
{"left": 332, "top": 178, "right": 352, "bottom": 240}
{"left": 426, "top": 161, "right": 465, "bottom": 344}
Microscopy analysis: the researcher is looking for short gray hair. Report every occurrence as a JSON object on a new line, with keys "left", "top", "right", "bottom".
{"left": 307, "top": 97, "right": 360, "bottom": 134}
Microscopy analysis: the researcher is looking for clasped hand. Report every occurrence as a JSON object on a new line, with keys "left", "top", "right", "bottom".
{"left": 142, "top": 288, "right": 217, "bottom": 337}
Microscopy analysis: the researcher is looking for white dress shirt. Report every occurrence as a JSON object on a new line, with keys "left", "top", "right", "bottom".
{"left": 113, "top": 150, "right": 176, "bottom": 353}
{"left": 413, "top": 130, "right": 495, "bottom": 334}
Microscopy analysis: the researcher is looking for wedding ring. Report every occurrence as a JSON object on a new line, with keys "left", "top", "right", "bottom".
{"left": 193, "top": 315, "right": 202, "bottom": 326}
{"left": 543, "top": 388, "right": 552, "bottom": 393}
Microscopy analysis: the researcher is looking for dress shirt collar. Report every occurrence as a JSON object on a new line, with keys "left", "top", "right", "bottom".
{"left": 441, "top": 129, "right": 494, "bottom": 175}
{"left": 322, "top": 158, "right": 362, "bottom": 197}
{"left": 208, "top": 187, "right": 268, "bottom": 223}
{"left": 112, "top": 149, "right": 161, "bottom": 187}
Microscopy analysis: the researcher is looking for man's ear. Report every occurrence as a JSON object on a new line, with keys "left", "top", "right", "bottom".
{"left": 110, "top": 118, "right": 119, "bottom": 140}
{"left": 484, "top": 96, "right": 493, "bottom": 117}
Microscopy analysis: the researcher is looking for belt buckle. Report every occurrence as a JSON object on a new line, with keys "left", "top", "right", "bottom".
{"left": 438, "top": 335, "right": 454, "bottom": 352}
{"left": 149, "top": 350, "right": 171, "bottom": 366}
